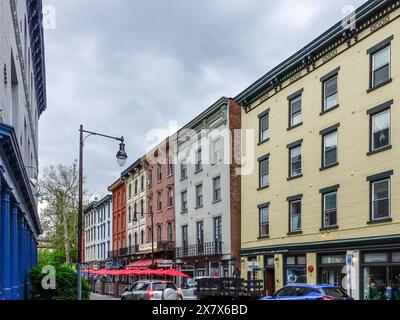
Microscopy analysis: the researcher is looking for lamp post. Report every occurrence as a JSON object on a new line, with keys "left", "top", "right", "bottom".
{"left": 77, "top": 125, "right": 128, "bottom": 300}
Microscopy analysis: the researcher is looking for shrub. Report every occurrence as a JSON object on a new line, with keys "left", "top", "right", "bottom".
{"left": 30, "top": 264, "right": 90, "bottom": 300}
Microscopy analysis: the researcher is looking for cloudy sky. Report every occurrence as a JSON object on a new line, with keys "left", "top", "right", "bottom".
{"left": 40, "top": 0, "right": 366, "bottom": 196}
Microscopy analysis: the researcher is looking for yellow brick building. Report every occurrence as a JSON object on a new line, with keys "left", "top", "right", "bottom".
{"left": 236, "top": 0, "right": 400, "bottom": 300}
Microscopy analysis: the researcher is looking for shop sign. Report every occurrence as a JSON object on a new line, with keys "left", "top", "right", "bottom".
{"left": 157, "top": 260, "right": 174, "bottom": 268}
{"left": 139, "top": 242, "right": 157, "bottom": 252}
{"left": 247, "top": 261, "right": 260, "bottom": 271}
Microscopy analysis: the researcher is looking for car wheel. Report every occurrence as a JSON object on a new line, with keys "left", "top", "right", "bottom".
{"left": 163, "top": 288, "right": 178, "bottom": 300}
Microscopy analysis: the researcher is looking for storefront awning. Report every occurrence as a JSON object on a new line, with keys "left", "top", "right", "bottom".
{"left": 126, "top": 259, "right": 153, "bottom": 270}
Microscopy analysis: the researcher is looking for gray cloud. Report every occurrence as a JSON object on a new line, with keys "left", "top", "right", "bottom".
{"left": 40, "top": 0, "right": 366, "bottom": 195}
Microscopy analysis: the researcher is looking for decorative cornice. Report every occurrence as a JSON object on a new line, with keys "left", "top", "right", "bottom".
{"left": 236, "top": 0, "right": 400, "bottom": 109}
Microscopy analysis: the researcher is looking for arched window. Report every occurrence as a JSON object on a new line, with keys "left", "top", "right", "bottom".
{"left": 140, "top": 199, "right": 144, "bottom": 217}
{"left": 134, "top": 202, "right": 138, "bottom": 221}
{"left": 167, "top": 222, "right": 173, "bottom": 241}
{"left": 128, "top": 234, "right": 132, "bottom": 248}
{"left": 141, "top": 175, "right": 145, "bottom": 191}
{"left": 134, "top": 232, "right": 138, "bottom": 247}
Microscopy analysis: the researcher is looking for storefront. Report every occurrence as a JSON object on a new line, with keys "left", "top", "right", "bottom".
{"left": 284, "top": 255, "right": 306, "bottom": 284}
{"left": 362, "top": 251, "right": 400, "bottom": 300}
{"left": 318, "top": 253, "right": 346, "bottom": 287}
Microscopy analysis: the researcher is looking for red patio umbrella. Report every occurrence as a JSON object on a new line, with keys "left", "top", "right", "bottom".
{"left": 163, "top": 269, "right": 191, "bottom": 278}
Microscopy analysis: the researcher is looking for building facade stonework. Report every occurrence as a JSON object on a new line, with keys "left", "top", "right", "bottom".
{"left": 83, "top": 195, "right": 112, "bottom": 267}
{"left": 173, "top": 97, "right": 241, "bottom": 282}
{"left": 0, "top": 0, "right": 46, "bottom": 300}
{"left": 236, "top": 0, "right": 400, "bottom": 300}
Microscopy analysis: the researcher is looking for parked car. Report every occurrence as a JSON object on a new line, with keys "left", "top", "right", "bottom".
{"left": 180, "top": 277, "right": 217, "bottom": 300}
{"left": 121, "top": 280, "right": 182, "bottom": 300}
{"left": 260, "top": 284, "right": 353, "bottom": 300}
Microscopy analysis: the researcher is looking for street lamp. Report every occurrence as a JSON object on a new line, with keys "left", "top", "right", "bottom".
{"left": 77, "top": 125, "right": 128, "bottom": 300}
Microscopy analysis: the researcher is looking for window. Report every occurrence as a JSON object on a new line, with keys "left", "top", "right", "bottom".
{"left": 289, "top": 95, "right": 302, "bottom": 128}
{"left": 259, "top": 110, "right": 270, "bottom": 143}
{"left": 180, "top": 161, "right": 187, "bottom": 180}
{"left": 195, "top": 149, "right": 202, "bottom": 172}
{"left": 141, "top": 175, "right": 145, "bottom": 191}
{"left": 148, "top": 198, "right": 153, "bottom": 214}
{"left": 134, "top": 180, "right": 138, "bottom": 194}
{"left": 213, "top": 176, "right": 221, "bottom": 202}
{"left": 372, "top": 179, "right": 390, "bottom": 221}
{"left": 128, "top": 206, "right": 132, "bottom": 222}
{"left": 371, "top": 45, "right": 391, "bottom": 88}
{"left": 259, "top": 156, "right": 269, "bottom": 189}
{"left": 323, "top": 131, "right": 338, "bottom": 167}
{"left": 133, "top": 202, "right": 138, "bottom": 221}
{"left": 323, "top": 75, "right": 338, "bottom": 111}
{"left": 129, "top": 184, "right": 132, "bottom": 198}
{"left": 212, "top": 139, "right": 222, "bottom": 164}
{"left": 147, "top": 227, "right": 152, "bottom": 243}
{"left": 182, "top": 225, "right": 188, "bottom": 248}
{"left": 259, "top": 205, "right": 270, "bottom": 237}
{"left": 140, "top": 199, "right": 144, "bottom": 217}
{"left": 167, "top": 222, "right": 173, "bottom": 241}
{"left": 157, "top": 192, "right": 162, "bottom": 212}
{"left": 285, "top": 256, "right": 307, "bottom": 284}
{"left": 371, "top": 110, "right": 390, "bottom": 152}
{"left": 181, "top": 191, "right": 188, "bottom": 212}
{"left": 168, "top": 157, "right": 173, "bottom": 176}
{"left": 196, "top": 221, "right": 204, "bottom": 246}
{"left": 157, "top": 225, "right": 162, "bottom": 242}
{"left": 157, "top": 164, "right": 162, "bottom": 181}
{"left": 148, "top": 170, "right": 153, "bottom": 187}
{"left": 141, "top": 230, "right": 145, "bottom": 245}
{"left": 289, "top": 145, "right": 302, "bottom": 178}
{"left": 196, "top": 184, "right": 203, "bottom": 208}
{"left": 323, "top": 191, "right": 337, "bottom": 228}
{"left": 289, "top": 200, "right": 302, "bottom": 233}
{"left": 213, "top": 217, "right": 222, "bottom": 243}
{"left": 168, "top": 188, "right": 173, "bottom": 207}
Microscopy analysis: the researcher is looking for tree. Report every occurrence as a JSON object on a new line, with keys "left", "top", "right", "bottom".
{"left": 39, "top": 162, "right": 88, "bottom": 264}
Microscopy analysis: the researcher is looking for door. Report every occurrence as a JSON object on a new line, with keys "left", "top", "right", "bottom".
{"left": 128, "top": 282, "right": 149, "bottom": 300}
{"left": 264, "top": 268, "right": 275, "bottom": 296}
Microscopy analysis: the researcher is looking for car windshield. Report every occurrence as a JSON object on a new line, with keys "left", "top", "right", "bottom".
{"left": 153, "top": 283, "right": 176, "bottom": 291}
{"left": 323, "top": 288, "right": 348, "bottom": 298}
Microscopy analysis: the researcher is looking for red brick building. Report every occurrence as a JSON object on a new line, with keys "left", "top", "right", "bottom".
{"left": 142, "top": 138, "right": 175, "bottom": 263}
{"left": 108, "top": 178, "right": 126, "bottom": 254}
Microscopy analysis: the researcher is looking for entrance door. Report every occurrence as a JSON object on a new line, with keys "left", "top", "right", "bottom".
{"left": 264, "top": 268, "right": 275, "bottom": 296}
{"left": 320, "top": 266, "right": 346, "bottom": 287}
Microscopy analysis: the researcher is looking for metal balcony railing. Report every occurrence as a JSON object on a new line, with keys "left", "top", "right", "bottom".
{"left": 108, "top": 245, "right": 139, "bottom": 258}
{"left": 175, "top": 241, "right": 223, "bottom": 259}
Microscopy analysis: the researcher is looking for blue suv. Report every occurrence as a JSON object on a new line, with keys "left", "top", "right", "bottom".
{"left": 260, "top": 284, "right": 353, "bottom": 300}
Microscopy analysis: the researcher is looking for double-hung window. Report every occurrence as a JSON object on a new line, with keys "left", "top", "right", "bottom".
{"left": 320, "top": 124, "right": 340, "bottom": 169}
{"left": 195, "top": 149, "right": 202, "bottom": 172}
{"left": 368, "top": 36, "right": 393, "bottom": 90}
{"left": 320, "top": 185, "right": 339, "bottom": 229}
{"left": 213, "top": 176, "right": 221, "bottom": 202}
{"left": 196, "top": 184, "right": 203, "bottom": 208}
{"left": 321, "top": 68, "right": 340, "bottom": 112}
{"left": 212, "top": 139, "right": 222, "bottom": 164}
{"left": 288, "top": 89, "right": 303, "bottom": 129}
{"left": 157, "top": 192, "right": 162, "bottom": 212}
{"left": 368, "top": 100, "right": 392, "bottom": 154}
{"left": 181, "top": 161, "right": 187, "bottom": 180}
{"left": 259, "top": 203, "right": 270, "bottom": 237}
{"left": 288, "top": 196, "right": 302, "bottom": 233}
{"left": 258, "top": 155, "right": 269, "bottom": 189}
{"left": 259, "top": 109, "right": 270, "bottom": 143}
{"left": 181, "top": 191, "right": 188, "bottom": 212}
{"left": 288, "top": 140, "right": 303, "bottom": 179}
{"left": 367, "top": 171, "right": 393, "bottom": 223}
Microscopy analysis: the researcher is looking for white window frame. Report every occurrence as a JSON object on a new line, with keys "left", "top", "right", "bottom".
{"left": 372, "top": 45, "right": 391, "bottom": 87}
{"left": 371, "top": 109, "right": 391, "bottom": 152}
{"left": 290, "top": 145, "right": 302, "bottom": 178}
{"left": 372, "top": 179, "right": 391, "bottom": 221}
{"left": 323, "top": 191, "right": 338, "bottom": 228}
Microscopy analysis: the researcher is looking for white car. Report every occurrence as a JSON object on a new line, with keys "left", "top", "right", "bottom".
{"left": 180, "top": 277, "right": 217, "bottom": 300}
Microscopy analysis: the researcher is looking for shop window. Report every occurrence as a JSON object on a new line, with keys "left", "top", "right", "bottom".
{"left": 393, "top": 253, "right": 400, "bottom": 263}
{"left": 285, "top": 256, "right": 306, "bottom": 284}
{"left": 364, "top": 253, "right": 388, "bottom": 263}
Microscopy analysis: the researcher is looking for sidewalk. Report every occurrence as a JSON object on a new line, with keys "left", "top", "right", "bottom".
{"left": 90, "top": 293, "right": 120, "bottom": 301}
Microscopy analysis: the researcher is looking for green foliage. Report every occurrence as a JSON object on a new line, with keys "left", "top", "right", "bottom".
{"left": 30, "top": 264, "right": 90, "bottom": 301}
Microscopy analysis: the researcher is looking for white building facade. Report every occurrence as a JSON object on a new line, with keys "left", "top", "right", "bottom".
{"left": 84, "top": 195, "right": 112, "bottom": 264}
{"left": 0, "top": 0, "right": 46, "bottom": 300}
{"left": 173, "top": 97, "right": 241, "bottom": 280}
{"left": 123, "top": 159, "right": 147, "bottom": 254}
